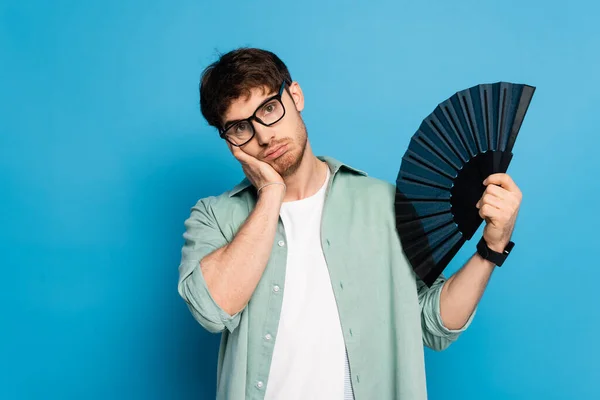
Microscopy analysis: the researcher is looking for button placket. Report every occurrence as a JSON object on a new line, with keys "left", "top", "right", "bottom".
{"left": 256, "top": 225, "right": 284, "bottom": 396}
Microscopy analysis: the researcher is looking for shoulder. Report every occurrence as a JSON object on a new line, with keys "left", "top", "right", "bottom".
{"left": 186, "top": 188, "right": 253, "bottom": 239}
{"left": 336, "top": 171, "right": 396, "bottom": 201}
{"left": 191, "top": 188, "right": 251, "bottom": 217}
{"left": 364, "top": 175, "right": 396, "bottom": 197}
{"left": 331, "top": 171, "right": 398, "bottom": 229}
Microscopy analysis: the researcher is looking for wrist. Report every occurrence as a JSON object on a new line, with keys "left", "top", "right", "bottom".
{"left": 257, "top": 182, "right": 286, "bottom": 202}
{"left": 475, "top": 252, "right": 498, "bottom": 269}
{"left": 487, "top": 242, "right": 507, "bottom": 253}
{"left": 476, "top": 237, "right": 514, "bottom": 267}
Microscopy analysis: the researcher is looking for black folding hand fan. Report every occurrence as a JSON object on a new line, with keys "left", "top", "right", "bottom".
{"left": 395, "top": 82, "right": 535, "bottom": 287}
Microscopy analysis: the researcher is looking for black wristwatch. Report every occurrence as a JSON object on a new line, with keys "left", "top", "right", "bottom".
{"left": 476, "top": 237, "right": 515, "bottom": 267}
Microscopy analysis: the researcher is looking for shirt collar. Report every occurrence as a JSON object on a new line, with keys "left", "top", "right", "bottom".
{"left": 228, "top": 155, "right": 368, "bottom": 198}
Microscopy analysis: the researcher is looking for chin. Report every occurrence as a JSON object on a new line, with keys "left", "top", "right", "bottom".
{"left": 273, "top": 147, "right": 303, "bottom": 178}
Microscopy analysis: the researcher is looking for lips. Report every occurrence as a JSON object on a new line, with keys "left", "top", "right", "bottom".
{"left": 264, "top": 143, "right": 288, "bottom": 160}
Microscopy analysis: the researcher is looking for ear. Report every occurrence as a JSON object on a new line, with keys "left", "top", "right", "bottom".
{"left": 288, "top": 81, "right": 305, "bottom": 112}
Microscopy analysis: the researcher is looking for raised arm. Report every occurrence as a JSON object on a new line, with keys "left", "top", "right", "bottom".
{"left": 178, "top": 145, "right": 285, "bottom": 333}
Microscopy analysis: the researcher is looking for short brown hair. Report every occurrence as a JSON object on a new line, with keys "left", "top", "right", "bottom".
{"left": 199, "top": 48, "right": 293, "bottom": 130}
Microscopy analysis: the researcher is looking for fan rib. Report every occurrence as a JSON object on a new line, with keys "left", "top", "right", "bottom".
{"left": 395, "top": 198, "right": 450, "bottom": 204}
{"left": 484, "top": 89, "right": 491, "bottom": 148}
{"left": 407, "top": 153, "right": 456, "bottom": 181}
{"left": 506, "top": 85, "right": 535, "bottom": 153}
{"left": 498, "top": 87, "right": 507, "bottom": 150}
{"left": 415, "top": 230, "right": 464, "bottom": 283}
{"left": 407, "top": 227, "right": 462, "bottom": 265}
{"left": 405, "top": 217, "right": 456, "bottom": 241}
{"left": 396, "top": 214, "right": 455, "bottom": 241}
{"left": 427, "top": 120, "right": 467, "bottom": 165}
{"left": 396, "top": 208, "right": 453, "bottom": 224}
{"left": 415, "top": 135, "right": 461, "bottom": 172}
{"left": 403, "top": 225, "right": 457, "bottom": 253}
{"left": 461, "top": 95, "right": 481, "bottom": 154}
{"left": 443, "top": 106, "right": 473, "bottom": 158}
{"left": 401, "top": 174, "right": 450, "bottom": 191}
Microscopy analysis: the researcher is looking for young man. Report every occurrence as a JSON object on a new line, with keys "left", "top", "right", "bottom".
{"left": 177, "top": 48, "right": 522, "bottom": 400}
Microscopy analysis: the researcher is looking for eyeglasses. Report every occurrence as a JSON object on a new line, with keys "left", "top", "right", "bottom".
{"left": 219, "top": 81, "right": 287, "bottom": 147}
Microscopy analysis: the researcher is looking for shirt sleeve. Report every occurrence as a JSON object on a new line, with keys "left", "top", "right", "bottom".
{"left": 177, "top": 198, "right": 241, "bottom": 334}
{"left": 417, "top": 274, "right": 477, "bottom": 351}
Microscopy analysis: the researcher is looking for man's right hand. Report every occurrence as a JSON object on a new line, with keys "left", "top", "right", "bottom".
{"left": 228, "top": 143, "right": 285, "bottom": 198}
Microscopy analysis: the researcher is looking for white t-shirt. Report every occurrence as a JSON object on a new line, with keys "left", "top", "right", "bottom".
{"left": 264, "top": 167, "right": 354, "bottom": 400}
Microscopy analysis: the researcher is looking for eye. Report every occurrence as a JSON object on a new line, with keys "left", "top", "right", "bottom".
{"left": 261, "top": 101, "right": 278, "bottom": 115}
{"left": 234, "top": 122, "right": 250, "bottom": 135}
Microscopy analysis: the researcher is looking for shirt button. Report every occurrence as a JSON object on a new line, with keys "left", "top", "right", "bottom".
{"left": 256, "top": 381, "right": 264, "bottom": 389}
{"left": 265, "top": 333, "right": 272, "bottom": 340}
{"left": 278, "top": 240, "right": 285, "bottom": 247}
{"left": 273, "top": 285, "right": 280, "bottom": 293}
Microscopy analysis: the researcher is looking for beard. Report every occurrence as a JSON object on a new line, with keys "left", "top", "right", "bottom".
{"left": 270, "top": 118, "right": 308, "bottom": 178}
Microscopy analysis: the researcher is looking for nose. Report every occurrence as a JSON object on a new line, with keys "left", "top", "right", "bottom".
{"left": 253, "top": 122, "right": 275, "bottom": 146}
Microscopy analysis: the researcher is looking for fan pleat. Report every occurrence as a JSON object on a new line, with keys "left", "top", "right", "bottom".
{"left": 448, "top": 96, "right": 479, "bottom": 157}
{"left": 395, "top": 208, "right": 452, "bottom": 224}
{"left": 395, "top": 198, "right": 451, "bottom": 219}
{"left": 404, "top": 224, "right": 462, "bottom": 264}
{"left": 396, "top": 180, "right": 450, "bottom": 200}
{"left": 396, "top": 212, "right": 456, "bottom": 241}
{"left": 480, "top": 85, "right": 494, "bottom": 150}
{"left": 428, "top": 112, "right": 470, "bottom": 164}
{"left": 413, "top": 121, "right": 465, "bottom": 171}
{"left": 412, "top": 232, "right": 465, "bottom": 286}
{"left": 506, "top": 85, "right": 535, "bottom": 153}
{"left": 405, "top": 150, "right": 456, "bottom": 181}
{"left": 497, "top": 85, "right": 510, "bottom": 151}
{"left": 500, "top": 84, "right": 521, "bottom": 152}
{"left": 399, "top": 156, "right": 454, "bottom": 188}
{"left": 467, "top": 86, "right": 487, "bottom": 152}
{"left": 458, "top": 91, "right": 482, "bottom": 154}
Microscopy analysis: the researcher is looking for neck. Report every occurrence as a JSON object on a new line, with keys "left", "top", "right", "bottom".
{"left": 282, "top": 142, "right": 328, "bottom": 202}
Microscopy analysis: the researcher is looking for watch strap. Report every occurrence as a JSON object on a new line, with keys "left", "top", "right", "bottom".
{"left": 476, "top": 237, "right": 515, "bottom": 267}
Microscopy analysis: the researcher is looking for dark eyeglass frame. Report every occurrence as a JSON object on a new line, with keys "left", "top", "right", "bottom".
{"left": 219, "top": 81, "right": 288, "bottom": 147}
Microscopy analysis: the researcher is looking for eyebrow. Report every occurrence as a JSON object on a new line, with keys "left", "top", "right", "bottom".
{"left": 222, "top": 91, "right": 280, "bottom": 129}
{"left": 222, "top": 118, "right": 242, "bottom": 130}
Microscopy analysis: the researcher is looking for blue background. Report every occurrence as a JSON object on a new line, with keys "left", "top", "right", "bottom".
{"left": 1, "top": 0, "right": 598, "bottom": 399}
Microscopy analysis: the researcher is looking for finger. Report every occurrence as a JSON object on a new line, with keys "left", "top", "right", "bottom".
{"left": 484, "top": 183, "right": 510, "bottom": 201}
{"left": 476, "top": 186, "right": 504, "bottom": 208}
{"left": 483, "top": 173, "right": 520, "bottom": 194}
{"left": 479, "top": 204, "right": 503, "bottom": 221}
{"left": 484, "top": 183, "right": 522, "bottom": 211}
{"left": 227, "top": 142, "right": 252, "bottom": 164}
{"left": 478, "top": 193, "right": 504, "bottom": 210}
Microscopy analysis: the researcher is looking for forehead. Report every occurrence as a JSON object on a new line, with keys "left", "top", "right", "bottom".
{"left": 222, "top": 86, "right": 275, "bottom": 125}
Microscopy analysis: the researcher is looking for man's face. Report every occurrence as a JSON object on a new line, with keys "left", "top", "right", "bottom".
{"left": 221, "top": 82, "right": 308, "bottom": 178}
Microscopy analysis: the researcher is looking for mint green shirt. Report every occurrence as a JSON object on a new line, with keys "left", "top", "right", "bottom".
{"left": 178, "top": 156, "right": 475, "bottom": 400}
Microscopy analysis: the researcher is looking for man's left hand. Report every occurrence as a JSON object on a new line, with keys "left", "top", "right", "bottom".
{"left": 475, "top": 173, "right": 523, "bottom": 253}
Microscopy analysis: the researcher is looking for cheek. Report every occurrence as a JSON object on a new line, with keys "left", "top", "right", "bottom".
{"left": 240, "top": 143, "right": 261, "bottom": 158}
{"left": 272, "top": 120, "right": 298, "bottom": 143}
{"left": 288, "top": 115, "right": 304, "bottom": 139}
